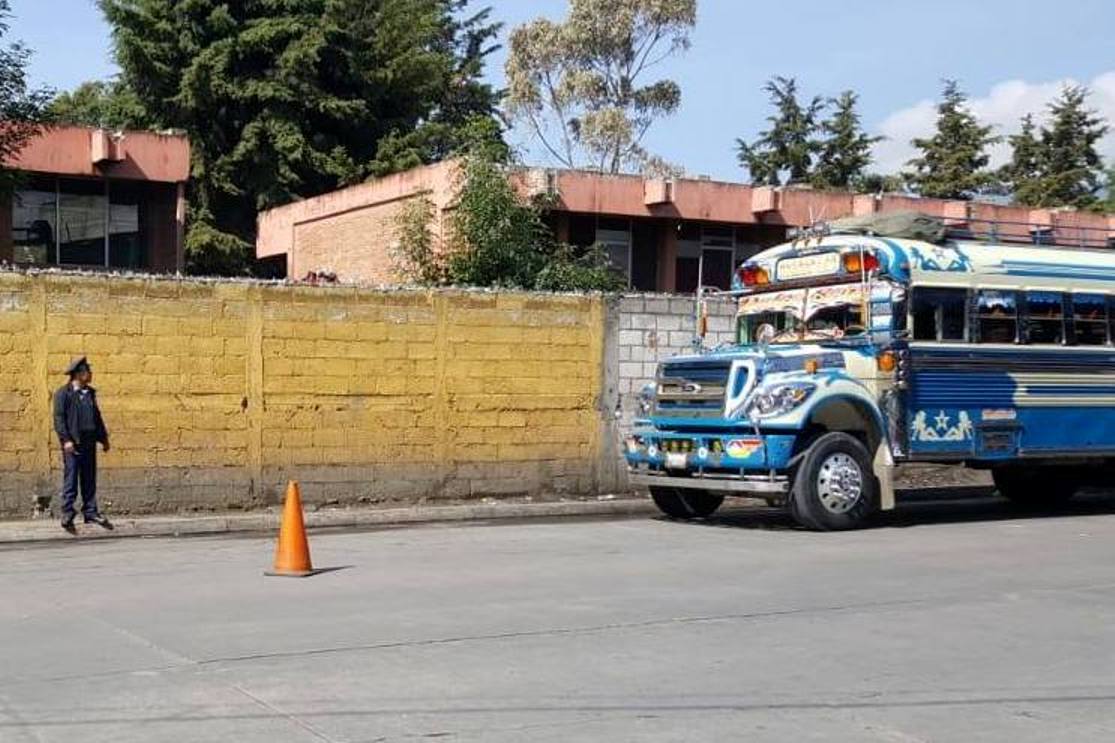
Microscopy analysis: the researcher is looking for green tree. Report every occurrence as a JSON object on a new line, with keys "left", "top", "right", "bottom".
{"left": 1031, "top": 85, "right": 1108, "bottom": 209}
{"left": 811, "top": 91, "right": 881, "bottom": 190}
{"left": 100, "top": 0, "right": 501, "bottom": 275}
{"left": 998, "top": 113, "right": 1043, "bottom": 204}
{"left": 1103, "top": 166, "right": 1115, "bottom": 213}
{"left": 736, "top": 76, "right": 824, "bottom": 186}
{"left": 904, "top": 80, "right": 999, "bottom": 200}
{"left": 505, "top": 0, "right": 696, "bottom": 174}
{"left": 0, "top": 0, "right": 52, "bottom": 192}
{"left": 855, "top": 172, "right": 906, "bottom": 194}
{"left": 47, "top": 79, "right": 150, "bottom": 130}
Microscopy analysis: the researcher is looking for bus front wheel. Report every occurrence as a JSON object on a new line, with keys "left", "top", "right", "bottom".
{"left": 790, "top": 432, "right": 878, "bottom": 531}
{"left": 649, "top": 487, "right": 724, "bottom": 519}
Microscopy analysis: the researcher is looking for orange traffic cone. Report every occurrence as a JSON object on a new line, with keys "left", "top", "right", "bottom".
{"left": 265, "top": 481, "right": 314, "bottom": 577}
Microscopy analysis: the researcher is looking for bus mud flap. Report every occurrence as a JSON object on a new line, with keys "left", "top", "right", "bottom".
{"left": 874, "top": 444, "right": 896, "bottom": 511}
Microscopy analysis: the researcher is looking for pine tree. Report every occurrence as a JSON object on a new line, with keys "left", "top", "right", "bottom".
{"left": 811, "top": 91, "right": 882, "bottom": 190}
{"left": 1032, "top": 85, "right": 1108, "bottom": 209}
{"left": 100, "top": 0, "right": 501, "bottom": 275}
{"left": 998, "top": 113, "right": 1043, "bottom": 205}
{"left": 736, "top": 76, "right": 824, "bottom": 186}
{"left": 1103, "top": 166, "right": 1115, "bottom": 213}
{"left": 904, "top": 80, "right": 999, "bottom": 200}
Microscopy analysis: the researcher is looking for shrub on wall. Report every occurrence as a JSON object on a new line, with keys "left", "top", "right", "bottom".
{"left": 393, "top": 131, "right": 623, "bottom": 292}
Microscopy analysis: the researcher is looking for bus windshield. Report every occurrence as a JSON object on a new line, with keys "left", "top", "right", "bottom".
{"left": 736, "top": 284, "right": 869, "bottom": 344}
{"left": 739, "top": 305, "right": 866, "bottom": 344}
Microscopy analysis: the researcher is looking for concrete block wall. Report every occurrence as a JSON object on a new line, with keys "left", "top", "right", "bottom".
{"left": 0, "top": 272, "right": 741, "bottom": 518}
{"left": 0, "top": 273, "right": 607, "bottom": 518}
{"left": 612, "top": 293, "right": 737, "bottom": 432}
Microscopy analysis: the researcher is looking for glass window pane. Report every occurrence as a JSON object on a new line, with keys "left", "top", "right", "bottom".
{"left": 701, "top": 249, "right": 733, "bottom": 290}
{"left": 568, "top": 215, "right": 595, "bottom": 247}
{"left": 58, "top": 179, "right": 106, "bottom": 266}
{"left": 1073, "top": 294, "right": 1107, "bottom": 346}
{"left": 1024, "top": 291, "right": 1064, "bottom": 344}
{"left": 12, "top": 183, "right": 57, "bottom": 265}
{"left": 912, "top": 288, "right": 966, "bottom": 341}
{"left": 977, "top": 290, "right": 1016, "bottom": 344}
{"left": 109, "top": 182, "right": 144, "bottom": 270}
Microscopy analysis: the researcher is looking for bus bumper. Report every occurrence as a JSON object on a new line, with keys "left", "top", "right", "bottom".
{"left": 628, "top": 469, "right": 789, "bottom": 494}
{"left": 623, "top": 430, "right": 796, "bottom": 495}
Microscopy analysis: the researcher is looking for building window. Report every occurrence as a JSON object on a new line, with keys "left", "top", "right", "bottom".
{"left": 109, "top": 181, "right": 144, "bottom": 270}
{"left": 59, "top": 178, "right": 107, "bottom": 266}
{"left": 630, "top": 221, "right": 658, "bottom": 292}
{"left": 911, "top": 287, "right": 967, "bottom": 342}
{"left": 12, "top": 178, "right": 56, "bottom": 265}
{"left": 596, "top": 218, "right": 632, "bottom": 287}
{"left": 9, "top": 176, "right": 148, "bottom": 269}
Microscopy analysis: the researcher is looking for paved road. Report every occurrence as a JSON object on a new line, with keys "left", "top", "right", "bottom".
{"left": 3, "top": 494, "right": 1115, "bottom": 742}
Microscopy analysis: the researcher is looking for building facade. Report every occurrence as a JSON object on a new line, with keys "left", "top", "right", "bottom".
{"left": 1, "top": 125, "right": 191, "bottom": 273}
{"left": 257, "top": 160, "right": 1115, "bottom": 291}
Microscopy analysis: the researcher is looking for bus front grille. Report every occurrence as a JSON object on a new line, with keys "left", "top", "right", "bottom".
{"left": 655, "top": 360, "right": 733, "bottom": 419}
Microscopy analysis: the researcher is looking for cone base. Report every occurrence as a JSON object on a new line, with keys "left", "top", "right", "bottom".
{"left": 264, "top": 569, "right": 316, "bottom": 578}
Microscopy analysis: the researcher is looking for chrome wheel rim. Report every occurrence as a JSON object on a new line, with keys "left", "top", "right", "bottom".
{"left": 816, "top": 452, "right": 863, "bottom": 514}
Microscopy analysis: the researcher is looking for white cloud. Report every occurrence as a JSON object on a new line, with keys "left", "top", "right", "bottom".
{"left": 872, "top": 71, "right": 1115, "bottom": 174}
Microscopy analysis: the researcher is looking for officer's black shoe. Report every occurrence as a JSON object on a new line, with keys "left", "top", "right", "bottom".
{"left": 61, "top": 517, "right": 76, "bottom": 534}
{"left": 84, "top": 513, "right": 112, "bottom": 529}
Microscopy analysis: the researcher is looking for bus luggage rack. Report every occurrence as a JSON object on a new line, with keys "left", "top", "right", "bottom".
{"left": 946, "top": 218, "right": 1115, "bottom": 250}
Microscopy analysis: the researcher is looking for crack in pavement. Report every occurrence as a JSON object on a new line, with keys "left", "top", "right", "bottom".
{"left": 233, "top": 684, "right": 341, "bottom": 743}
{"left": 0, "top": 593, "right": 937, "bottom": 688}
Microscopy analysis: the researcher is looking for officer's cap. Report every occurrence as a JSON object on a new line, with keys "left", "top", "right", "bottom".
{"left": 65, "top": 356, "right": 90, "bottom": 376}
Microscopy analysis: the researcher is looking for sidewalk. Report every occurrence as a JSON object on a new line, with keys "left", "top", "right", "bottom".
{"left": 0, "top": 496, "right": 656, "bottom": 545}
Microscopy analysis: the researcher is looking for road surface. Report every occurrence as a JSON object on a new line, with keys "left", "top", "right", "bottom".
{"left": 2, "top": 493, "right": 1115, "bottom": 741}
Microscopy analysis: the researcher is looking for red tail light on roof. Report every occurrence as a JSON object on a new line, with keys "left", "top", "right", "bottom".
{"left": 843, "top": 251, "right": 879, "bottom": 274}
{"left": 738, "top": 264, "right": 770, "bottom": 287}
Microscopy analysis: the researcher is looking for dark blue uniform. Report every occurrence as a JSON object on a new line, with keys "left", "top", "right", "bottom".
{"left": 53, "top": 383, "right": 109, "bottom": 523}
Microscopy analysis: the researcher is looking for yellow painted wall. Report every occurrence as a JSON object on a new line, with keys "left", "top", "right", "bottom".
{"left": 0, "top": 273, "right": 606, "bottom": 517}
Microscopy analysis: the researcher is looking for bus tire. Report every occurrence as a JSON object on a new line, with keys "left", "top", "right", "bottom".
{"left": 993, "top": 467, "right": 1078, "bottom": 507}
{"left": 790, "top": 432, "right": 877, "bottom": 531}
{"left": 649, "top": 487, "right": 724, "bottom": 519}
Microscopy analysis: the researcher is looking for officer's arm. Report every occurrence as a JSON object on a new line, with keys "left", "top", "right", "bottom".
{"left": 93, "top": 392, "right": 109, "bottom": 444}
{"left": 52, "top": 389, "right": 70, "bottom": 445}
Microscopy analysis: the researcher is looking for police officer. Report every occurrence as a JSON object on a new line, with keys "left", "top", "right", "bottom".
{"left": 53, "top": 357, "right": 111, "bottom": 531}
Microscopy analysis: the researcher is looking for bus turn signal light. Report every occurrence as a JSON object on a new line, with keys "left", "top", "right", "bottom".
{"left": 877, "top": 351, "right": 897, "bottom": 373}
{"left": 739, "top": 264, "right": 770, "bottom": 287}
{"left": 843, "top": 251, "right": 879, "bottom": 274}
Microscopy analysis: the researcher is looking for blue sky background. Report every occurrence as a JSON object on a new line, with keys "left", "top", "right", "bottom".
{"left": 10, "top": 0, "right": 1115, "bottom": 181}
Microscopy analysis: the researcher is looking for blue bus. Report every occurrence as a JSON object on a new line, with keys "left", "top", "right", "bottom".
{"left": 624, "top": 214, "right": 1115, "bottom": 529}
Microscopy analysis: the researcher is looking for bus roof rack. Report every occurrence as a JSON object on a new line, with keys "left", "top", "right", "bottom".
{"left": 829, "top": 211, "right": 947, "bottom": 243}
{"left": 828, "top": 210, "right": 1114, "bottom": 250}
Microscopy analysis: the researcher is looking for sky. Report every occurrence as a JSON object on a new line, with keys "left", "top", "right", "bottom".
{"left": 10, "top": 0, "right": 1115, "bottom": 182}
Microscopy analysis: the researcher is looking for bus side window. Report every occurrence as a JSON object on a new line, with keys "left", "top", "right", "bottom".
{"left": 1023, "top": 291, "right": 1064, "bottom": 344}
{"left": 1110, "top": 297, "right": 1115, "bottom": 346}
{"left": 911, "top": 288, "right": 967, "bottom": 341}
{"left": 1072, "top": 294, "right": 1108, "bottom": 346}
{"left": 976, "top": 290, "right": 1018, "bottom": 344}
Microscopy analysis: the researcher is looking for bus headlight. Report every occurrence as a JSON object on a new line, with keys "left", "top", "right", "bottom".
{"left": 746, "top": 382, "right": 816, "bottom": 419}
{"left": 637, "top": 383, "right": 656, "bottom": 416}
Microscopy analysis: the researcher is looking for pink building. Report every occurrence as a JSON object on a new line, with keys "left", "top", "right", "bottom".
{"left": 1, "top": 125, "right": 191, "bottom": 273}
{"left": 257, "top": 160, "right": 1115, "bottom": 292}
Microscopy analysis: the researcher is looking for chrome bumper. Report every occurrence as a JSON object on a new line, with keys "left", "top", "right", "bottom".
{"left": 628, "top": 471, "right": 789, "bottom": 494}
